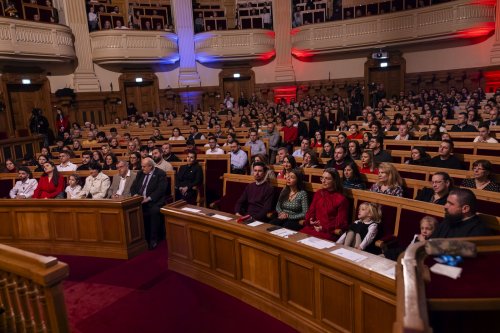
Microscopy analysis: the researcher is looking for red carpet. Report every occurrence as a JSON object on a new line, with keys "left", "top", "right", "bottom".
{"left": 59, "top": 242, "right": 298, "bottom": 333}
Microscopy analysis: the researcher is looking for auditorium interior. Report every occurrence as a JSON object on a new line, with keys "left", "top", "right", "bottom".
{"left": 0, "top": 0, "right": 499, "bottom": 332}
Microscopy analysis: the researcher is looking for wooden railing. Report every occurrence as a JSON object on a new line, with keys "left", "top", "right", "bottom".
{"left": 0, "top": 244, "right": 69, "bottom": 332}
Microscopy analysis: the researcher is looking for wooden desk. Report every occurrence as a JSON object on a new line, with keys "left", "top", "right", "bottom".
{"left": 162, "top": 201, "right": 396, "bottom": 333}
{"left": 0, "top": 197, "right": 147, "bottom": 259}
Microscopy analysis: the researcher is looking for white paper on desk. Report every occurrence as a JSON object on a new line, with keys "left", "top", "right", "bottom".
{"left": 330, "top": 248, "right": 368, "bottom": 263}
{"left": 247, "top": 221, "right": 264, "bottom": 227}
{"left": 430, "top": 263, "right": 462, "bottom": 279}
{"left": 298, "top": 237, "right": 335, "bottom": 250}
{"left": 181, "top": 207, "right": 201, "bottom": 213}
{"left": 381, "top": 267, "right": 396, "bottom": 279}
{"left": 212, "top": 214, "right": 233, "bottom": 221}
{"left": 270, "top": 228, "right": 297, "bottom": 238}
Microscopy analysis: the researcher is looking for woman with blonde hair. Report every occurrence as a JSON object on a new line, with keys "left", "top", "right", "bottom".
{"left": 337, "top": 202, "right": 382, "bottom": 250}
{"left": 369, "top": 162, "right": 403, "bottom": 197}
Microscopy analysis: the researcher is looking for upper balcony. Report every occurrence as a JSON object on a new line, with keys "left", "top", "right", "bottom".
{"left": 291, "top": 0, "right": 496, "bottom": 57}
{"left": 194, "top": 29, "right": 275, "bottom": 63}
{"left": 0, "top": 17, "right": 75, "bottom": 63}
{"left": 90, "top": 29, "right": 179, "bottom": 65}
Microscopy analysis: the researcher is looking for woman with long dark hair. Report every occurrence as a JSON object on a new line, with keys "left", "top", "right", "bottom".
{"left": 302, "top": 168, "right": 349, "bottom": 240}
{"left": 277, "top": 155, "right": 297, "bottom": 179}
{"left": 270, "top": 169, "right": 308, "bottom": 231}
{"left": 33, "top": 161, "right": 64, "bottom": 198}
{"left": 342, "top": 161, "right": 366, "bottom": 190}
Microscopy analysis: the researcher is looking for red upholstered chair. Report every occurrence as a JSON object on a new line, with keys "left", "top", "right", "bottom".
{"left": 210, "top": 180, "right": 248, "bottom": 214}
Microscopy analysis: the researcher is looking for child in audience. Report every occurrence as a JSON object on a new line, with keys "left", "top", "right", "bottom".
{"left": 382, "top": 216, "right": 438, "bottom": 261}
{"left": 65, "top": 174, "right": 81, "bottom": 199}
{"left": 411, "top": 216, "right": 438, "bottom": 244}
{"left": 337, "top": 202, "right": 382, "bottom": 250}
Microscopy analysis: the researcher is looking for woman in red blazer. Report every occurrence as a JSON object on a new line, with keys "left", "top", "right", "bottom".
{"left": 33, "top": 161, "right": 64, "bottom": 199}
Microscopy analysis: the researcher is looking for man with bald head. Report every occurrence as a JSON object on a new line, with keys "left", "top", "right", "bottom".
{"left": 131, "top": 157, "right": 168, "bottom": 250}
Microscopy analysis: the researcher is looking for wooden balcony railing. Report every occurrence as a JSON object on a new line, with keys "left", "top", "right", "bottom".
{"left": 0, "top": 244, "right": 69, "bottom": 332}
{"left": 291, "top": 0, "right": 495, "bottom": 57}
{"left": 0, "top": 17, "right": 75, "bottom": 62}
{"left": 194, "top": 29, "right": 275, "bottom": 63}
{"left": 90, "top": 29, "right": 179, "bottom": 65}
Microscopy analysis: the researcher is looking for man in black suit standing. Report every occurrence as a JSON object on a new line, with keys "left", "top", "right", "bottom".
{"left": 131, "top": 157, "right": 167, "bottom": 250}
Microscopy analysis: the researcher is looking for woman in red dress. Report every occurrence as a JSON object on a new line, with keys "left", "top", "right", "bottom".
{"left": 302, "top": 168, "right": 349, "bottom": 240}
{"left": 33, "top": 161, "right": 64, "bottom": 199}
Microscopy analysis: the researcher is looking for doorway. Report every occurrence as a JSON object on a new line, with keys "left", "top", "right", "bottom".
{"left": 124, "top": 81, "right": 156, "bottom": 115}
{"left": 7, "top": 84, "right": 47, "bottom": 132}
{"left": 222, "top": 77, "right": 252, "bottom": 105}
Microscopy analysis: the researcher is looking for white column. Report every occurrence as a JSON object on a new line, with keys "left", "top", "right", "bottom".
{"left": 62, "top": 0, "right": 100, "bottom": 92}
{"left": 172, "top": 0, "right": 200, "bottom": 87}
{"left": 491, "top": 3, "right": 500, "bottom": 64}
{"left": 272, "top": 0, "right": 295, "bottom": 82}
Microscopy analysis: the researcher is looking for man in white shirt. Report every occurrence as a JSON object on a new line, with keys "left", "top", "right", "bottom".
{"left": 9, "top": 167, "right": 38, "bottom": 199}
{"left": 206, "top": 137, "right": 224, "bottom": 155}
{"left": 292, "top": 138, "right": 310, "bottom": 158}
{"left": 473, "top": 124, "right": 498, "bottom": 143}
{"left": 245, "top": 130, "right": 266, "bottom": 156}
{"left": 107, "top": 160, "right": 137, "bottom": 198}
{"left": 151, "top": 148, "right": 173, "bottom": 172}
{"left": 230, "top": 140, "right": 248, "bottom": 174}
{"left": 57, "top": 151, "right": 77, "bottom": 172}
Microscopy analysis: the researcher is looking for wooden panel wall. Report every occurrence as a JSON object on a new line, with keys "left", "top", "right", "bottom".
{"left": 163, "top": 203, "right": 396, "bottom": 333}
{"left": 0, "top": 197, "right": 147, "bottom": 259}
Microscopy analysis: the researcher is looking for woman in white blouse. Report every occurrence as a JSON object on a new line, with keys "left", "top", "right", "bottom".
{"left": 169, "top": 127, "right": 186, "bottom": 141}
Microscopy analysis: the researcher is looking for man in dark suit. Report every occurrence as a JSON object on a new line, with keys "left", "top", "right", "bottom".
{"left": 131, "top": 157, "right": 167, "bottom": 250}
{"left": 175, "top": 150, "right": 203, "bottom": 205}
{"left": 107, "top": 160, "right": 137, "bottom": 198}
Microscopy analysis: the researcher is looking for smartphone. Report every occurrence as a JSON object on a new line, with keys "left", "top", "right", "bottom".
{"left": 266, "top": 225, "right": 281, "bottom": 232}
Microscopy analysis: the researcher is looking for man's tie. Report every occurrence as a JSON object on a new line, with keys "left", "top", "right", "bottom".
{"left": 139, "top": 173, "right": 150, "bottom": 196}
